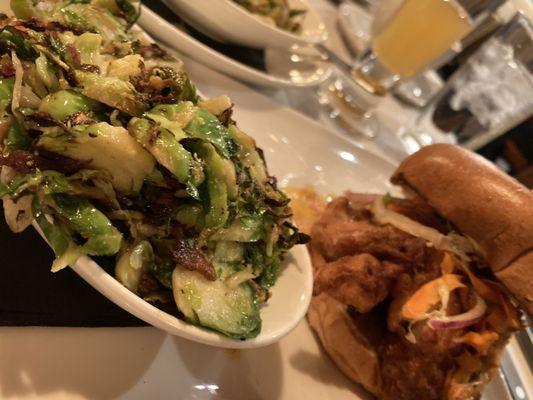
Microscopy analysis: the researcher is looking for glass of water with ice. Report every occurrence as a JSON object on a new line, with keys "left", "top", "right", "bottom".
{"left": 416, "top": 12, "right": 533, "bottom": 150}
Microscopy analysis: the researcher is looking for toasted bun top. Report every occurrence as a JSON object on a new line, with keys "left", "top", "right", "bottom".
{"left": 391, "top": 144, "right": 533, "bottom": 313}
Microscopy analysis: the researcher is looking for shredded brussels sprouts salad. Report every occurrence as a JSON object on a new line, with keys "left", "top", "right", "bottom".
{"left": 232, "top": 0, "right": 307, "bottom": 33}
{"left": 0, "top": 0, "right": 308, "bottom": 339}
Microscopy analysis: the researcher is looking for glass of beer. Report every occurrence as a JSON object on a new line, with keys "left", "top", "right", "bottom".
{"left": 354, "top": 0, "right": 473, "bottom": 92}
{"left": 319, "top": 0, "right": 506, "bottom": 139}
{"left": 353, "top": 0, "right": 503, "bottom": 93}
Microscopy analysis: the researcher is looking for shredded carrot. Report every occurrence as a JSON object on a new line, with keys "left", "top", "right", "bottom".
{"left": 458, "top": 264, "right": 500, "bottom": 303}
{"left": 458, "top": 264, "right": 521, "bottom": 330}
{"left": 13, "top": 25, "right": 29, "bottom": 33}
{"left": 440, "top": 252, "right": 457, "bottom": 274}
{"left": 482, "top": 280, "right": 522, "bottom": 330}
{"left": 401, "top": 274, "right": 466, "bottom": 320}
{"left": 455, "top": 331, "right": 499, "bottom": 354}
{"left": 400, "top": 249, "right": 521, "bottom": 332}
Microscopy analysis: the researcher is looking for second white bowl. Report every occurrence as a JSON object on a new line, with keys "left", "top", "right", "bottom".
{"left": 163, "top": 0, "right": 328, "bottom": 49}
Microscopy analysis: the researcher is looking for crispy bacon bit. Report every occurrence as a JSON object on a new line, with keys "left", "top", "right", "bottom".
{"left": 139, "top": 184, "right": 180, "bottom": 223}
{"left": 65, "top": 44, "right": 81, "bottom": 67}
{"left": 0, "top": 149, "right": 88, "bottom": 175}
{"left": 36, "top": 149, "right": 89, "bottom": 175}
{"left": 67, "top": 112, "right": 95, "bottom": 126}
{"left": 217, "top": 106, "right": 234, "bottom": 126}
{"left": 49, "top": 20, "right": 89, "bottom": 35}
{"left": 26, "top": 111, "right": 58, "bottom": 127}
{"left": 79, "top": 63, "right": 100, "bottom": 74}
{"left": 137, "top": 43, "right": 166, "bottom": 59}
{"left": 26, "top": 111, "right": 78, "bottom": 134}
{"left": 171, "top": 240, "right": 216, "bottom": 281}
{"left": 142, "top": 93, "right": 174, "bottom": 105}
{"left": 63, "top": 68, "right": 78, "bottom": 86}
{"left": 18, "top": 18, "right": 46, "bottom": 32}
{"left": 137, "top": 272, "right": 160, "bottom": 296}
{"left": 19, "top": 19, "right": 88, "bottom": 35}
{"left": 0, "top": 56, "right": 15, "bottom": 77}
{"left": 0, "top": 150, "right": 37, "bottom": 174}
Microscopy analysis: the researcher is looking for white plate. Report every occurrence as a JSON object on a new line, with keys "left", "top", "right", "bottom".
{"left": 1, "top": 55, "right": 527, "bottom": 400}
{"left": 0, "top": 52, "right": 394, "bottom": 400}
{"left": 163, "top": 0, "right": 328, "bottom": 49}
{"left": 138, "top": 5, "right": 333, "bottom": 89}
{"left": 0, "top": 2, "right": 529, "bottom": 395}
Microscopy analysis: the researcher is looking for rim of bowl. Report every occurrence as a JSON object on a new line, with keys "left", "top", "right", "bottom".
{"left": 223, "top": 0, "right": 329, "bottom": 44}
{"left": 139, "top": 6, "right": 333, "bottom": 88}
{"left": 33, "top": 217, "right": 313, "bottom": 349}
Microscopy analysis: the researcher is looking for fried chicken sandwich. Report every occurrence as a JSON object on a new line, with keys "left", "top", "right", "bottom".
{"left": 304, "top": 144, "right": 531, "bottom": 400}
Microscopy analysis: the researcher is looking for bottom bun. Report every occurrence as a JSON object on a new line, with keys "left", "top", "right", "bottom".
{"left": 496, "top": 251, "right": 533, "bottom": 315}
{"left": 308, "top": 293, "right": 381, "bottom": 396}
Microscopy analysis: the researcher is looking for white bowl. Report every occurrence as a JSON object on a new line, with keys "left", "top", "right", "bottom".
{"left": 22, "top": 25, "right": 314, "bottom": 350}
{"left": 163, "top": 0, "right": 328, "bottom": 49}
{"left": 32, "top": 182, "right": 312, "bottom": 349}
{"left": 139, "top": 5, "right": 333, "bottom": 88}
{"left": 58, "top": 236, "right": 312, "bottom": 349}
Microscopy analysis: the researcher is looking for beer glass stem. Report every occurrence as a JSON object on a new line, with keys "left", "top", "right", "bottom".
{"left": 353, "top": 48, "right": 400, "bottom": 94}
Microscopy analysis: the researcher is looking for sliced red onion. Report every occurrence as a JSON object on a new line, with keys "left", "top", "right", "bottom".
{"left": 428, "top": 294, "right": 487, "bottom": 330}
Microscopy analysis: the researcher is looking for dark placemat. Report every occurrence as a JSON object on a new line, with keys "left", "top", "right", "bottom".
{"left": 0, "top": 210, "right": 145, "bottom": 327}
{"left": 145, "top": 1, "right": 267, "bottom": 72}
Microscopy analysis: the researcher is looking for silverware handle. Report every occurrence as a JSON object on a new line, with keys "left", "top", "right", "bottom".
{"left": 500, "top": 347, "right": 530, "bottom": 400}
